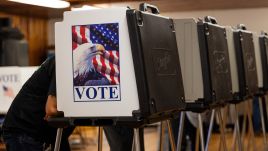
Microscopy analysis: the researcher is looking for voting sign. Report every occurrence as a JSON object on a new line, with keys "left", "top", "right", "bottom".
{"left": 0, "top": 67, "right": 37, "bottom": 113}
{"left": 72, "top": 23, "right": 121, "bottom": 102}
{"left": 55, "top": 8, "right": 139, "bottom": 117}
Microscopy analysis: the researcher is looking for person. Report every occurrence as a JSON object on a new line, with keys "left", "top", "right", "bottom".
{"left": 2, "top": 53, "right": 134, "bottom": 151}
{"left": 104, "top": 126, "right": 134, "bottom": 151}
{"left": 2, "top": 55, "right": 74, "bottom": 151}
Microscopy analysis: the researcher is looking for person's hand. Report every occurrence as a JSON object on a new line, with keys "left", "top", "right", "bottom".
{"left": 44, "top": 95, "right": 58, "bottom": 121}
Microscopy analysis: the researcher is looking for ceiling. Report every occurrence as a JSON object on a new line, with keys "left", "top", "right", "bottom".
{"left": 1, "top": 0, "right": 268, "bottom": 18}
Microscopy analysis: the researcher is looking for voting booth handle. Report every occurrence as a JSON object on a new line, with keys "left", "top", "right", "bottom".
{"left": 237, "top": 24, "right": 247, "bottom": 30}
{"left": 261, "top": 31, "right": 268, "bottom": 36}
{"left": 204, "top": 16, "right": 217, "bottom": 24}
{"left": 139, "top": 3, "right": 160, "bottom": 14}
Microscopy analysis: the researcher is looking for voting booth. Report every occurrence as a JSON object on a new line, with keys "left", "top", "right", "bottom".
{"left": 0, "top": 66, "right": 37, "bottom": 113}
{"left": 259, "top": 32, "right": 268, "bottom": 91}
{"left": 253, "top": 32, "right": 265, "bottom": 94}
{"left": 55, "top": 6, "right": 185, "bottom": 126}
{"left": 226, "top": 25, "right": 258, "bottom": 102}
{"left": 173, "top": 17, "right": 232, "bottom": 111}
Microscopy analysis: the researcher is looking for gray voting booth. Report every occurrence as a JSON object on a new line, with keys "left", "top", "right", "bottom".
{"left": 52, "top": 4, "right": 185, "bottom": 151}
{"left": 54, "top": 5, "right": 184, "bottom": 126}
{"left": 51, "top": 5, "right": 267, "bottom": 151}
{"left": 174, "top": 17, "right": 232, "bottom": 111}
{"left": 173, "top": 17, "right": 235, "bottom": 151}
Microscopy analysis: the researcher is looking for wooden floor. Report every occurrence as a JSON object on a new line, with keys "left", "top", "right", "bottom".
{"left": 68, "top": 126, "right": 268, "bottom": 151}
{"left": 0, "top": 126, "right": 267, "bottom": 151}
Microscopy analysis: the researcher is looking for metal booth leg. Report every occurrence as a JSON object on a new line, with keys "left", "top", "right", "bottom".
{"left": 98, "top": 127, "right": 103, "bottom": 151}
{"left": 132, "top": 128, "right": 140, "bottom": 151}
{"left": 176, "top": 112, "right": 185, "bottom": 151}
{"left": 159, "top": 121, "right": 165, "bottom": 151}
{"left": 231, "top": 123, "right": 237, "bottom": 151}
{"left": 241, "top": 102, "right": 247, "bottom": 144}
{"left": 265, "top": 95, "right": 268, "bottom": 125}
{"left": 234, "top": 104, "right": 243, "bottom": 151}
{"left": 259, "top": 96, "right": 268, "bottom": 150}
{"left": 228, "top": 105, "right": 243, "bottom": 151}
{"left": 217, "top": 109, "right": 228, "bottom": 151}
{"left": 167, "top": 120, "right": 176, "bottom": 151}
{"left": 198, "top": 114, "right": 205, "bottom": 151}
{"left": 246, "top": 99, "right": 256, "bottom": 151}
{"left": 54, "top": 128, "right": 63, "bottom": 151}
{"left": 205, "top": 109, "right": 215, "bottom": 151}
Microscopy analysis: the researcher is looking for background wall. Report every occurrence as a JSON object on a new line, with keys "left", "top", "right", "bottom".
{"left": 163, "top": 7, "right": 268, "bottom": 33}
{"left": 47, "top": 7, "right": 268, "bottom": 47}
{"left": 0, "top": 12, "right": 48, "bottom": 65}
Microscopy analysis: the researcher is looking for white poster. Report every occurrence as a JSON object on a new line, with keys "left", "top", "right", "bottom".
{"left": 55, "top": 8, "right": 140, "bottom": 117}
{"left": 0, "top": 67, "right": 37, "bottom": 113}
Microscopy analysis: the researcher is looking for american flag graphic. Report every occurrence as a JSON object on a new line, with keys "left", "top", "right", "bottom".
{"left": 3, "top": 85, "right": 14, "bottom": 98}
{"left": 72, "top": 23, "right": 120, "bottom": 85}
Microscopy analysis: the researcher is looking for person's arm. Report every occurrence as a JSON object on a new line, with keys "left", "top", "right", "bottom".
{"left": 44, "top": 95, "right": 58, "bottom": 120}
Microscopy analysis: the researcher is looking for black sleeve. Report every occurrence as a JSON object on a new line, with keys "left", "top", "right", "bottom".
{"left": 48, "top": 73, "right": 56, "bottom": 96}
{"left": 47, "top": 56, "right": 56, "bottom": 96}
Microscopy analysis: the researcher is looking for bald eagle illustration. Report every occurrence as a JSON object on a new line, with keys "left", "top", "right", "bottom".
{"left": 73, "top": 43, "right": 109, "bottom": 86}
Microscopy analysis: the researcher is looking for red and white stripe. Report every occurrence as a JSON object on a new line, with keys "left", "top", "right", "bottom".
{"left": 92, "top": 51, "right": 120, "bottom": 85}
{"left": 72, "top": 25, "right": 91, "bottom": 50}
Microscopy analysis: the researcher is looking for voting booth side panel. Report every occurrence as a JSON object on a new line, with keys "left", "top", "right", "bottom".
{"left": 125, "top": 10, "right": 150, "bottom": 118}
{"left": 233, "top": 31, "right": 247, "bottom": 98}
{"left": 126, "top": 10, "right": 185, "bottom": 119}
{"left": 55, "top": 8, "right": 140, "bottom": 118}
{"left": 253, "top": 34, "right": 264, "bottom": 90}
{"left": 259, "top": 36, "right": 268, "bottom": 91}
{"left": 197, "top": 22, "right": 213, "bottom": 103}
{"left": 225, "top": 27, "right": 239, "bottom": 97}
{"left": 240, "top": 32, "right": 258, "bottom": 96}
{"left": 173, "top": 18, "right": 204, "bottom": 103}
{"left": 204, "top": 23, "right": 233, "bottom": 103}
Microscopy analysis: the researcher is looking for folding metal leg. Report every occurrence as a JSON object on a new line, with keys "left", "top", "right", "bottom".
{"left": 233, "top": 104, "right": 243, "bottom": 151}
{"left": 241, "top": 103, "right": 247, "bottom": 144}
{"left": 54, "top": 128, "right": 63, "bottom": 151}
{"left": 259, "top": 97, "right": 268, "bottom": 150}
{"left": 231, "top": 124, "right": 237, "bottom": 151}
{"left": 265, "top": 95, "right": 268, "bottom": 124}
{"left": 158, "top": 121, "right": 165, "bottom": 151}
{"left": 198, "top": 114, "right": 205, "bottom": 151}
{"left": 98, "top": 127, "right": 103, "bottom": 151}
{"left": 205, "top": 109, "right": 215, "bottom": 151}
{"left": 132, "top": 128, "right": 141, "bottom": 151}
{"left": 246, "top": 100, "right": 256, "bottom": 151}
{"left": 176, "top": 112, "right": 185, "bottom": 151}
{"left": 167, "top": 120, "right": 176, "bottom": 151}
{"left": 217, "top": 109, "right": 228, "bottom": 151}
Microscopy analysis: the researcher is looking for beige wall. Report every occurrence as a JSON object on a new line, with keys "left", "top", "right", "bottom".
{"left": 48, "top": 7, "right": 268, "bottom": 46}
{"left": 163, "top": 8, "right": 268, "bottom": 33}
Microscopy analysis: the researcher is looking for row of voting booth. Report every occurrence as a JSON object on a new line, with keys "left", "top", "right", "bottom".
{"left": 51, "top": 3, "right": 268, "bottom": 151}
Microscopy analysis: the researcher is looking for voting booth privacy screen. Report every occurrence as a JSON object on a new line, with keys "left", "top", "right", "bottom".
{"left": 174, "top": 17, "right": 232, "bottom": 109}
{"left": 55, "top": 7, "right": 185, "bottom": 122}
{"left": 253, "top": 32, "right": 264, "bottom": 93}
{"left": 232, "top": 26, "right": 258, "bottom": 99}
{"left": 0, "top": 67, "right": 37, "bottom": 113}
{"left": 259, "top": 33, "right": 268, "bottom": 91}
